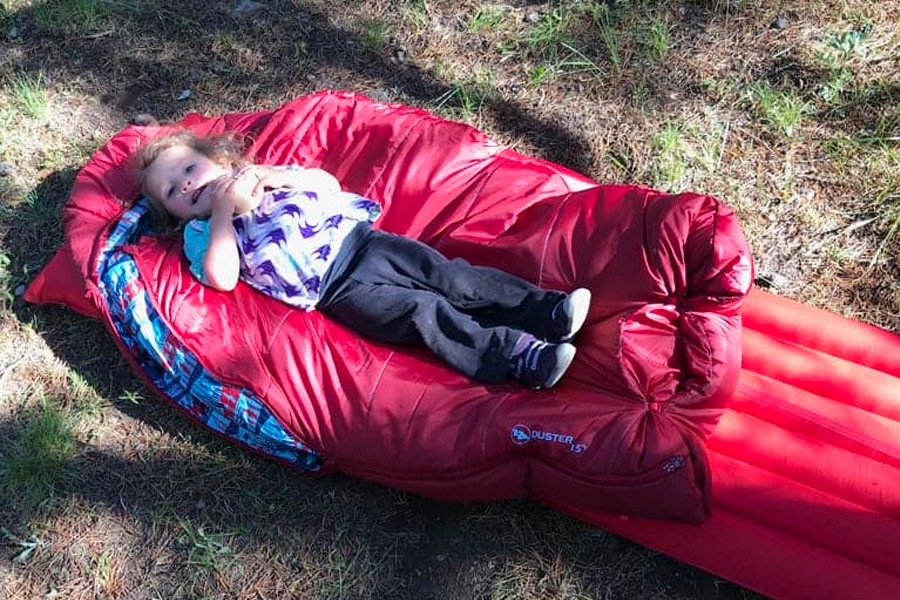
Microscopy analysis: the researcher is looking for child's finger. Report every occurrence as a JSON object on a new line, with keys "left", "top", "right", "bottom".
{"left": 252, "top": 177, "right": 267, "bottom": 197}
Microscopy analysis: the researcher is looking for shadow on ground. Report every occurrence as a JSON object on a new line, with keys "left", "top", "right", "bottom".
{"left": 0, "top": 407, "right": 757, "bottom": 599}
{"left": 6, "top": 0, "right": 601, "bottom": 174}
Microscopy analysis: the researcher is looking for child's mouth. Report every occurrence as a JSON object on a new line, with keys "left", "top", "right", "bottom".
{"left": 191, "top": 185, "right": 206, "bottom": 205}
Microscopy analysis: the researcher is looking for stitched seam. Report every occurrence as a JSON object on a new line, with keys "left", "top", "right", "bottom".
{"left": 537, "top": 192, "right": 570, "bottom": 288}
{"left": 363, "top": 114, "right": 428, "bottom": 198}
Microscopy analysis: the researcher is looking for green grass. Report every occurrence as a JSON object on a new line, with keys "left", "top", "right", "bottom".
{"left": 35, "top": 140, "right": 96, "bottom": 172}
{"left": 0, "top": 398, "right": 77, "bottom": 507}
{"left": 433, "top": 70, "right": 495, "bottom": 119}
{"left": 866, "top": 146, "right": 900, "bottom": 265}
{"left": 587, "top": 1, "right": 622, "bottom": 72}
{"left": 67, "top": 369, "right": 109, "bottom": 415}
{"left": 528, "top": 43, "right": 604, "bottom": 85}
{"left": 555, "top": 43, "right": 604, "bottom": 78}
{"left": 748, "top": 81, "right": 808, "bottom": 137}
{"left": 0, "top": 249, "right": 13, "bottom": 311}
{"left": 529, "top": 65, "right": 550, "bottom": 87}
{"left": 88, "top": 549, "right": 117, "bottom": 592}
{"left": 648, "top": 111, "right": 731, "bottom": 191}
{"left": 468, "top": 5, "right": 508, "bottom": 33}
{"left": 503, "top": 5, "right": 606, "bottom": 83}
{"left": 312, "top": 529, "right": 391, "bottom": 600}
{"left": 402, "top": 0, "right": 429, "bottom": 29}
{"left": 652, "top": 122, "right": 688, "bottom": 190}
{"left": 176, "top": 517, "right": 235, "bottom": 572}
{"left": 32, "top": 0, "right": 113, "bottom": 36}
{"left": 517, "top": 8, "right": 573, "bottom": 59}
{"left": 7, "top": 71, "right": 47, "bottom": 119}
{"left": 640, "top": 18, "right": 671, "bottom": 62}
{"left": 360, "top": 18, "right": 390, "bottom": 50}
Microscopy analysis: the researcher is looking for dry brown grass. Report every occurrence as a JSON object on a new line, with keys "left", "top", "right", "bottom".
{"left": 2, "top": 0, "right": 898, "bottom": 598}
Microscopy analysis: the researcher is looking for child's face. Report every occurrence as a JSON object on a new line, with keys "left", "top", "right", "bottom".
{"left": 144, "top": 145, "right": 230, "bottom": 220}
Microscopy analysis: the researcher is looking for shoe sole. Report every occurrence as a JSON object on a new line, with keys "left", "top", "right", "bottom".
{"left": 543, "top": 343, "right": 576, "bottom": 389}
{"left": 561, "top": 288, "right": 591, "bottom": 341}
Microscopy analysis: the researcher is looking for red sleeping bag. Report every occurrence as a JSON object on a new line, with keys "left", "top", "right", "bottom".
{"left": 26, "top": 90, "right": 752, "bottom": 525}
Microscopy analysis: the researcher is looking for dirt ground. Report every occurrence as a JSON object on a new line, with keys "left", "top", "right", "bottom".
{"left": 1, "top": 0, "right": 898, "bottom": 598}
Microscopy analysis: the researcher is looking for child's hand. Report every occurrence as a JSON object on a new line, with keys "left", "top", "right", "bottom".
{"left": 207, "top": 170, "right": 261, "bottom": 215}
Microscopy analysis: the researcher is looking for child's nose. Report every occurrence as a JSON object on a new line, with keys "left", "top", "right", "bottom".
{"left": 181, "top": 180, "right": 192, "bottom": 193}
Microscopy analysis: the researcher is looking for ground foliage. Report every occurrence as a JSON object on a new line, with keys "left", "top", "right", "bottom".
{"left": 1, "top": 0, "right": 898, "bottom": 598}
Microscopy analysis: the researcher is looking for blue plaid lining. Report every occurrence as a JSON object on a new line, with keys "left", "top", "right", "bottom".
{"left": 96, "top": 200, "right": 322, "bottom": 471}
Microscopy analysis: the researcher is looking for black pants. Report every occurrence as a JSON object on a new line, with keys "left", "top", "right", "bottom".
{"left": 318, "top": 224, "right": 564, "bottom": 383}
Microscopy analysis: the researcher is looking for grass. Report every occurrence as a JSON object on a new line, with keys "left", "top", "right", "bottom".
{"left": 0, "top": 398, "right": 76, "bottom": 508}
{"left": 312, "top": 529, "right": 392, "bottom": 600}
{"left": 7, "top": 71, "right": 46, "bottom": 119}
{"left": 639, "top": 18, "right": 671, "bottom": 63}
{"left": 2, "top": 0, "right": 900, "bottom": 598}
{"left": 863, "top": 145, "right": 900, "bottom": 265}
{"left": 0, "top": 249, "right": 13, "bottom": 309}
{"left": 360, "top": 18, "right": 390, "bottom": 51}
{"left": 748, "top": 81, "right": 808, "bottom": 137}
{"left": 402, "top": 0, "right": 430, "bottom": 29}
{"left": 652, "top": 122, "right": 688, "bottom": 190}
{"left": 468, "top": 5, "right": 508, "bottom": 33}
{"left": 176, "top": 517, "right": 235, "bottom": 571}
{"left": 32, "top": 0, "right": 114, "bottom": 36}
{"left": 489, "top": 554, "right": 594, "bottom": 600}
{"left": 432, "top": 67, "right": 495, "bottom": 119}
{"left": 588, "top": 1, "right": 622, "bottom": 71}
{"left": 88, "top": 549, "right": 123, "bottom": 595}
{"left": 517, "top": 8, "right": 572, "bottom": 59}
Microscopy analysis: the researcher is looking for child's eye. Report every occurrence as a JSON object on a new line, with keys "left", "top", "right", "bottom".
{"left": 186, "top": 164, "right": 195, "bottom": 173}
{"left": 167, "top": 187, "right": 174, "bottom": 198}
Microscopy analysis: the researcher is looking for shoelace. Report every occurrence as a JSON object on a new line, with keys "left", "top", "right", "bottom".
{"left": 513, "top": 340, "right": 549, "bottom": 376}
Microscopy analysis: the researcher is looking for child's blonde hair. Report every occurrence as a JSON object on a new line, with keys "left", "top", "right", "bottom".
{"left": 133, "top": 130, "right": 250, "bottom": 229}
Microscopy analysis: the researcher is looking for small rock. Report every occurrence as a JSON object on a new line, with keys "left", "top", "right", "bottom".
{"left": 795, "top": 187, "right": 815, "bottom": 202}
{"left": 306, "top": 74, "right": 316, "bottom": 81}
{"left": 131, "top": 113, "right": 159, "bottom": 126}
{"left": 772, "top": 15, "right": 789, "bottom": 29}
{"left": 436, "top": 553, "right": 447, "bottom": 562}
{"left": 369, "top": 88, "right": 392, "bottom": 102}
{"left": 525, "top": 11, "right": 541, "bottom": 23}
{"left": 755, "top": 273, "right": 789, "bottom": 289}
{"left": 232, "top": 0, "right": 266, "bottom": 17}
{"left": 14, "top": 284, "right": 25, "bottom": 297}
{"left": 196, "top": 499, "right": 206, "bottom": 509}
{"left": 0, "top": 162, "right": 12, "bottom": 177}
{"left": 176, "top": 89, "right": 191, "bottom": 101}
{"left": 392, "top": 46, "right": 407, "bottom": 64}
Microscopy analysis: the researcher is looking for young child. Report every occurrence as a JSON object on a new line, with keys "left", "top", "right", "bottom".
{"left": 135, "top": 130, "right": 591, "bottom": 389}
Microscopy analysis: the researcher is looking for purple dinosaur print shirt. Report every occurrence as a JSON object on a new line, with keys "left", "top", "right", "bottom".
{"left": 184, "top": 183, "right": 382, "bottom": 310}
